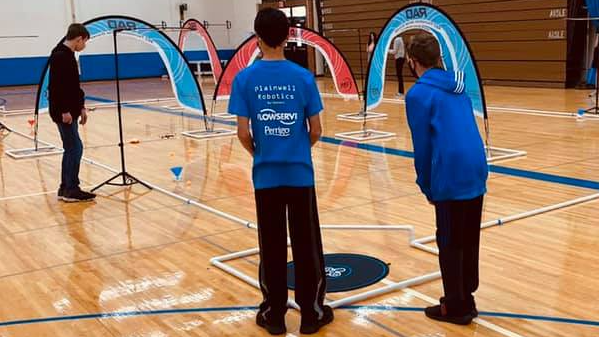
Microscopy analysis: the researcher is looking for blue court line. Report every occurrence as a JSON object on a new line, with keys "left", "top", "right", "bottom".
{"left": 1, "top": 305, "right": 598, "bottom": 328}
{"left": 488, "top": 165, "right": 599, "bottom": 190}
{"left": 0, "top": 306, "right": 257, "bottom": 327}
{"left": 321, "top": 136, "right": 599, "bottom": 191}
{"left": 86, "top": 96, "right": 599, "bottom": 191}
{"left": 343, "top": 306, "right": 599, "bottom": 327}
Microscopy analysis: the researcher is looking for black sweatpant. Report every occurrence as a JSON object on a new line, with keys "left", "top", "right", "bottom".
{"left": 395, "top": 57, "right": 405, "bottom": 95}
{"left": 434, "top": 195, "right": 484, "bottom": 315}
{"left": 255, "top": 186, "right": 326, "bottom": 322}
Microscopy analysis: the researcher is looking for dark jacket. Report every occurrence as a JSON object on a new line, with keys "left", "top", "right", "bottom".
{"left": 49, "top": 43, "right": 85, "bottom": 123}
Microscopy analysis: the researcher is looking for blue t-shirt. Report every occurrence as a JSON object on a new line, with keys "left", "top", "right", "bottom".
{"left": 228, "top": 60, "right": 323, "bottom": 190}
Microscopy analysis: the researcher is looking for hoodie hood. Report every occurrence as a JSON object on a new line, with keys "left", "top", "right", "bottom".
{"left": 416, "top": 68, "right": 466, "bottom": 94}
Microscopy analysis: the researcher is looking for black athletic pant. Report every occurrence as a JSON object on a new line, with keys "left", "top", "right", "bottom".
{"left": 434, "top": 195, "right": 484, "bottom": 315}
{"left": 395, "top": 57, "right": 405, "bottom": 95}
{"left": 255, "top": 186, "right": 327, "bottom": 322}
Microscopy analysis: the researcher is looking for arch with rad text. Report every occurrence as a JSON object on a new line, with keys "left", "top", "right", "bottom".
{"left": 214, "top": 27, "right": 359, "bottom": 101}
{"left": 178, "top": 19, "right": 223, "bottom": 84}
{"left": 35, "top": 15, "right": 206, "bottom": 116}
{"left": 365, "top": 3, "right": 487, "bottom": 119}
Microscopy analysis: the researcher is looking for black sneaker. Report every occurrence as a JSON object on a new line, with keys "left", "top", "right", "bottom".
{"left": 57, "top": 186, "right": 65, "bottom": 201}
{"left": 299, "top": 305, "right": 334, "bottom": 335}
{"left": 62, "top": 189, "right": 96, "bottom": 203}
{"left": 424, "top": 304, "right": 474, "bottom": 325}
{"left": 440, "top": 296, "right": 478, "bottom": 318}
{"left": 256, "top": 312, "right": 286, "bottom": 335}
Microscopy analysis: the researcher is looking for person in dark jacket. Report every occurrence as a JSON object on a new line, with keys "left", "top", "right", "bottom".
{"left": 49, "top": 23, "right": 95, "bottom": 202}
{"left": 405, "top": 33, "right": 488, "bottom": 325}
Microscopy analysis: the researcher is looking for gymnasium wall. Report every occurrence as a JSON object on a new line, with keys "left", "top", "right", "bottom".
{"left": 321, "top": 0, "right": 569, "bottom": 87}
{"left": 0, "top": 0, "right": 260, "bottom": 86}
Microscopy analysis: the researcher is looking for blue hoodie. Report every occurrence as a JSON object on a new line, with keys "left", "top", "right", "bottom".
{"left": 405, "top": 68, "right": 488, "bottom": 202}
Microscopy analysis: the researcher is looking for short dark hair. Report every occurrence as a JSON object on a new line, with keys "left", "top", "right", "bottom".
{"left": 66, "top": 23, "right": 90, "bottom": 40}
{"left": 407, "top": 33, "right": 440, "bottom": 68}
{"left": 254, "top": 8, "right": 289, "bottom": 48}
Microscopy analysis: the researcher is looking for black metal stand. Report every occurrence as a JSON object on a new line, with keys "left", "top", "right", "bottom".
{"left": 356, "top": 28, "right": 370, "bottom": 134}
{"left": 92, "top": 30, "right": 152, "bottom": 193}
{"left": 586, "top": 69, "right": 599, "bottom": 115}
{"left": 357, "top": 28, "right": 366, "bottom": 97}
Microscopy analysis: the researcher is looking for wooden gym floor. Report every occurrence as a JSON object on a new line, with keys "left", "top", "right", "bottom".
{"left": 0, "top": 77, "right": 597, "bottom": 336}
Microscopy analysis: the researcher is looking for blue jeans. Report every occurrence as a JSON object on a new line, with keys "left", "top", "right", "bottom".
{"left": 57, "top": 121, "right": 83, "bottom": 191}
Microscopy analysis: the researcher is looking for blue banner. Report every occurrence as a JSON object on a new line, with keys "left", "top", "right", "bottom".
{"left": 365, "top": 4, "right": 486, "bottom": 118}
{"left": 36, "top": 15, "right": 205, "bottom": 114}
{"left": 586, "top": 0, "right": 599, "bottom": 28}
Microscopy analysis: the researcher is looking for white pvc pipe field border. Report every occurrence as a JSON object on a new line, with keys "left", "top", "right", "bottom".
{"left": 7, "top": 126, "right": 599, "bottom": 263}
{"left": 486, "top": 146, "right": 527, "bottom": 163}
{"left": 410, "top": 191, "right": 599, "bottom": 253}
{"left": 5, "top": 126, "right": 599, "bottom": 336}
{"left": 209, "top": 225, "right": 437, "bottom": 310}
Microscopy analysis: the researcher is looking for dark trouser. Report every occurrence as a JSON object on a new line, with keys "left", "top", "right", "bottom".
{"left": 56, "top": 121, "right": 83, "bottom": 191}
{"left": 255, "top": 186, "right": 326, "bottom": 322}
{"left": 395, "top": 57, "right": 405, "bottom": 94}
{"left": 434, "top": 195, "right": 484, "bottom": 315}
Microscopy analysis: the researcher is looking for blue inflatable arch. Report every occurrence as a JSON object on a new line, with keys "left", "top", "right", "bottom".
{"left": 365, "top": 3, "right": 487, "bottom": 119}
{"left": 35, "top": 15, "right": 206, "bottom": 116}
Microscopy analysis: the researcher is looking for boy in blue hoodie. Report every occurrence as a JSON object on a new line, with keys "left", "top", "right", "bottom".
{"left": 228, "top": 8, "right": 333, "bottom": 335}
{"left": 405, "top": 33, "right": 489, "bottom": 325}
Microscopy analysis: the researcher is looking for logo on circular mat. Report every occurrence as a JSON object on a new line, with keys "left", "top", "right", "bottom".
{"left": 325, "top": 265, "right": 352, "bottom": 278}
{"left": 287, "top": 253, "right": 389, "bottom": 293}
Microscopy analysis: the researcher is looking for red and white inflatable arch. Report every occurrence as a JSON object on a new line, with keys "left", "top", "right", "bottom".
{"left": 214, "top": 27, "right": 359, "bottom": 101}
{"left": 178, "top": 19, "right": 223, "bottom": 84}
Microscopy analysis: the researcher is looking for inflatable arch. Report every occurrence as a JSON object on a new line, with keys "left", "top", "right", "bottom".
{"left": 35, "top": 15, "right": 206, "bottom": 115}
{"left": 178, "top": 19, "right": 223, "bottom": 84}
{"left": 365, "top": 3, "right": 487, "bottom": 118}
{"left": 214, "top": 26, "right": 359, "bottom": 100}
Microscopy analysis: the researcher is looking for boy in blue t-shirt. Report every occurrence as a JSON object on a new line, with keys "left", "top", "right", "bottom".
{"left": 228, "top": 8, "right": 333, "bottom": 335}
{"left": 405, "top": 33, "right": 489, "bottom": 325}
